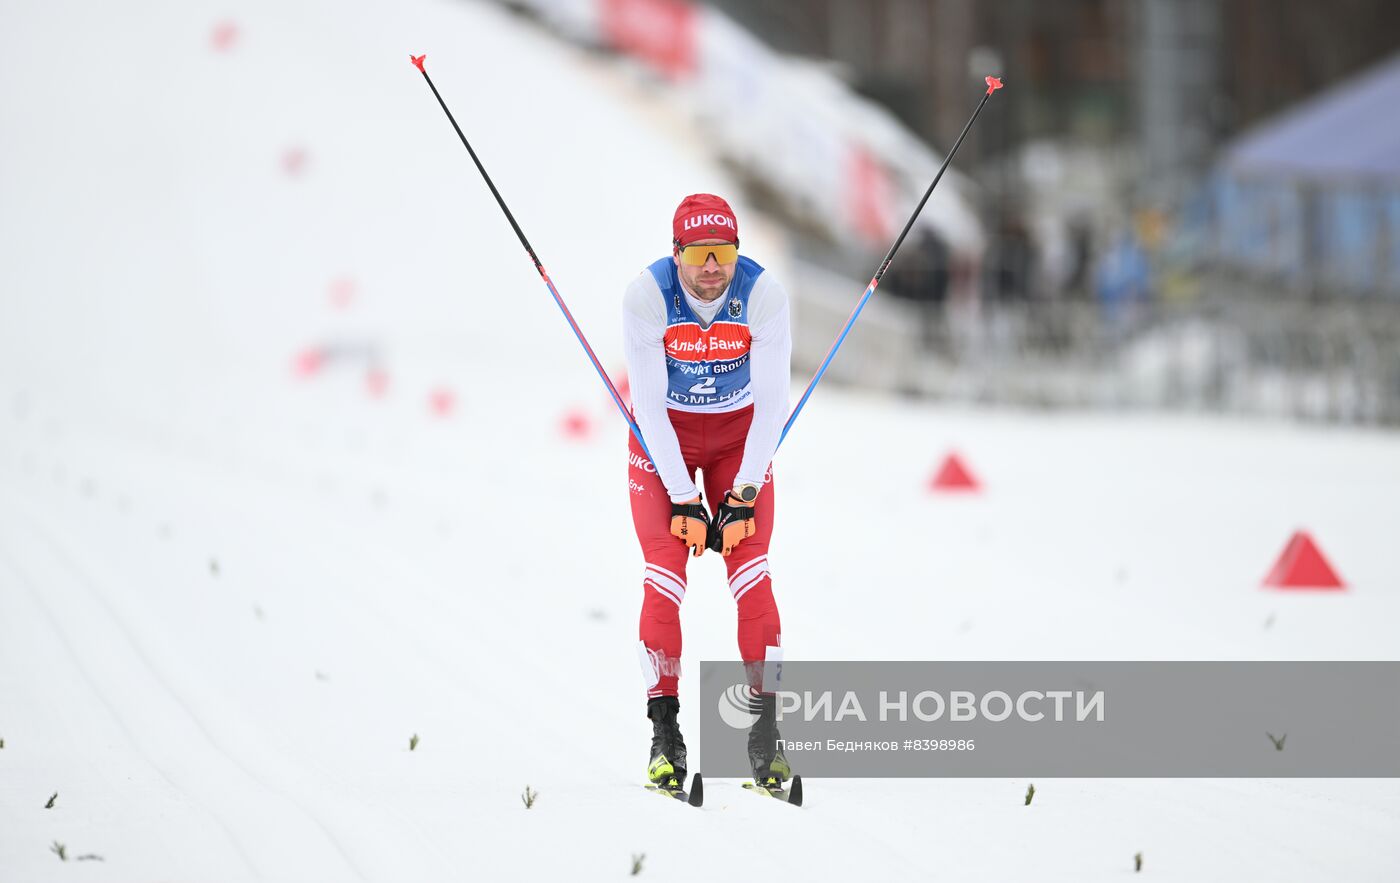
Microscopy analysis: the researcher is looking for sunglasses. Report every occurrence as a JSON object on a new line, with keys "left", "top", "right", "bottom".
{"left": 677, "top": 242, "right": 739, "bottom": 266}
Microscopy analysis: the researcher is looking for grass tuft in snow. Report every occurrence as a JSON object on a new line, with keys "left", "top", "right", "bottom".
{"left": 1, "top": 737, "right": 5, "bottom": 748}
{"left": 77, "top": 854, "right": 105, "bottom": 862}
{"left": 522, "top": 786, "right": 538, "bottom": 809}
{"left": 409, "top": 733, "right": 419, "bottom": 751}
{"left": 1024, "top": 784, "right": 1035, "bottom": 806}
{"left": 44, "top": 792, "right": 57, "bottom": 809}
{"left": 1135, "top": 851, "right": 1143, "bottom": 872}
{"left": 631, "top": 853, "right": 645, "bottom": 875}
{"left": 1267, "top": 732, "right": 1287, "bottom": 751}
{"left": 51, "top": 842, "right": 67, "bottom": 861}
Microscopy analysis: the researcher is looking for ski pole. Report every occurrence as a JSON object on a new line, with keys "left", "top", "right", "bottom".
{"left": 409, "top": 54, "right": 652, "bottom": 462}
{"left": 778, "top": 75, "right": 1005, "bottom": 450}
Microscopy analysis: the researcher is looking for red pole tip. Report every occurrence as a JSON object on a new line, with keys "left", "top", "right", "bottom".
{"left": 985, "top": 75, "right": 1004, "bottom": 95}
{"left": 410, "top": 54, "right": 426, "bottom": 72}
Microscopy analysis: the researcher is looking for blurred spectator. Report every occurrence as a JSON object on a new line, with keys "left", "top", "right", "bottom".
{"left": 985, "top": 213, "right": 1036, "bottom": 304}
{"left": 884, "top": 228, "right": 949, "bottom": 304}
{"left": 882, "top": 228, "right": 950, "bottom": 348}
{"left": 1094, "top": 229, "right": 1151, "bottom": 329}
{"left": 1065, "top": 216, "right": 1094, "bottom": 296}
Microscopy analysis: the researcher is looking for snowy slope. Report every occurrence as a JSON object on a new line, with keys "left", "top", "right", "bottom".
{"left": 2, "top": 1, "right": 1399, "bottom": 881}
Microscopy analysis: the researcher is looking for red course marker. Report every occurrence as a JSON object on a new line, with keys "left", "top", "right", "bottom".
{"left": 211, "top": 21, "right": 239, "bottom": 52}
{"left": 928, "top": 452, "right": 980, "bottom": 492}
{"left": 365, "top": 367, "right": 389, "bottom": 398}
{"left": 282, "top": 147, "right": 308, "bottom": 176}
{"left": 1263, "top": 530, "right": 1346, "bottom": 590}
{"left": 560, "top": 407, "right": 593, "bottom": 440}
{"left": 329, "top": 277, "right": 356, "bottom": 310}
{"left": 292, "top": 347, "right": 323, "bottom": 378}
{"left": 410, "top": 54, "right": 426, "bottom": 72}
{"left": 429, "top": 387, "right": 455, "bottom": 417}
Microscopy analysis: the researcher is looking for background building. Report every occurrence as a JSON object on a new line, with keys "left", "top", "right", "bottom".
{"left": 695, "top": 0, "right": 1400, "bottom": 421}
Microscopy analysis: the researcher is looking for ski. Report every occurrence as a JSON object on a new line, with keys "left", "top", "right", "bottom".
{"left": 643, "top": 773, "right": 703, "bottom": 807}
{"left": 741, "top": 774, "right": 803, "bottom": 807}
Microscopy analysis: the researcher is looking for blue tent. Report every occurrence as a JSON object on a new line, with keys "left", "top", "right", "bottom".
{"left": 1225, "top": 53, "right": 1400, "bottom": 179}
{"left": 1215, "top": 53, "right": 1400, "bottom": 293}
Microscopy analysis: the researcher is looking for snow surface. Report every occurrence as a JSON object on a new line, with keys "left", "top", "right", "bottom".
{"left": 2, "top": 0, "right": 1399, "bottom": 880}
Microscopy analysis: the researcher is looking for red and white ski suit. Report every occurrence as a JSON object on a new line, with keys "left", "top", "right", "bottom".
{"left": 623, "top": 263, "right": 791, "bottom": 698}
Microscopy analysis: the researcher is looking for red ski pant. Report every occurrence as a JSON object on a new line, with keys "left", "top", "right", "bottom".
{"left": 630, "top": 406, "right": 781, "bottom": 699}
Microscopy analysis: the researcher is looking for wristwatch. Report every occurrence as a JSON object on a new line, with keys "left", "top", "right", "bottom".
{"left": 731, "top": 483, "right": 760, "bottom": 504}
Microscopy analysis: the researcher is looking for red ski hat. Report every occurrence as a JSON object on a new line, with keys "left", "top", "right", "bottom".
{"left": 672, "top": 193, "right": 739, "bottom": 248}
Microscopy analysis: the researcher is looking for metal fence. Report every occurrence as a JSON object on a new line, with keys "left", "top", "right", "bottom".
{"left": 790, "top": 263, "right": 1400, "bottom": 426}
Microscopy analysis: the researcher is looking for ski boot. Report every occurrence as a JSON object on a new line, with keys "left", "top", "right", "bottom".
{"left": 646, "top": 696, "right": 687, "bottom": 793}
{"left": 747, "top": 691, "right": 792, "bottom": 790}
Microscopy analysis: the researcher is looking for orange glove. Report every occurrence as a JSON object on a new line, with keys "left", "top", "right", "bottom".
{"left": 670, "top": 497, "right": 711, "bottom": 557}
{"left": 709, "top": 491, "right": 756, "bottom": 556}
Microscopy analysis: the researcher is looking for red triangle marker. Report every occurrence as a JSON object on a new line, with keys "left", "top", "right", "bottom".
{"left": 329, "top": 277, "right": 356, "bottom": 310}
{"left": 929, "top": 452, "right": 980, "bottom": 492}
{"left": 1263, "top": 530, "right": 1345, "bottom": 590}
{"left": 210, "top": 21, "right": 239, "bottom": 52}
{"left": 282, "top": 146, "right": 308, "bottom": 177}
{"left": 560, "top": 407, "right": 593, "bottom": 440}
{"left": 428, "top": 387, "right": 455, "bottom": 417}
{"left": 365, "top": 367, "right": 389, "bottom": 399}
{"left": 292, "top": 347, "right": 323, "bottom": 378}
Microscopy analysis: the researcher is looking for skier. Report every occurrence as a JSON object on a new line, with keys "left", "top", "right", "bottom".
{"left": 624, "top": 194, "right": 792, "bottom": 795}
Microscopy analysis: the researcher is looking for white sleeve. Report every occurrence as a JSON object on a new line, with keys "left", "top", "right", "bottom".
{"left": 622, "top": 274, "right": 699, "bottom": 502}
{"left": 735, "top": 273, "right": 792, "bottom": 488}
